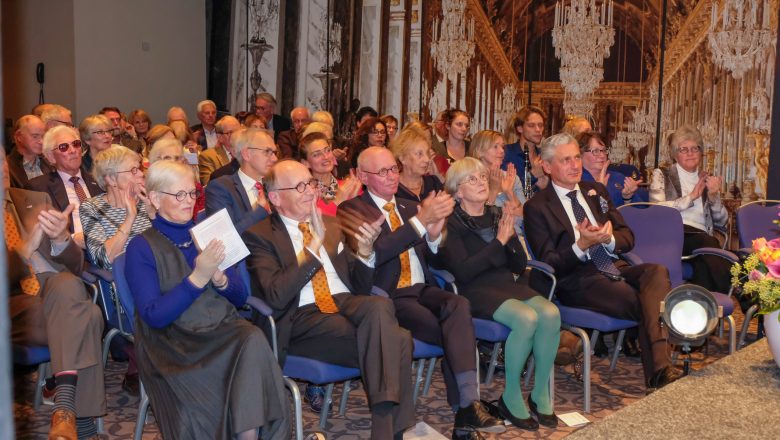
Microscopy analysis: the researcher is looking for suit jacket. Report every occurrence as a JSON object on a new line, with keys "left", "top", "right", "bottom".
{"left": 198, "top": 145, "right": 230, "bottom": 185}
{"left": 8, "top": 147, "right": 54, "bottom": 189}
{"left": 339, "top": 191, "right": 437, "bottom": 297}
{"left": 25, "top": 168, "right": 103, "bottom": 233}
{"left": 7, "top": 188, "right": 84, "bottom": 296}
{"left": 523, "top": 180, "right": 634, "bottom": 291}
{"left": 270, "top": 114, "right": 292, "bottom": 142}
{"left": 190, "top": 123, "right": 210, "bottom": 150}
{"left": 210, "top": 158, "right": 240, "bottom": 181}
{"left": 241, "top": 213, "right": 373, "bottom": 365}
{"left": 205, "top": 172, "right": 268, "bottom": 233}
{"left": 276, "top": 129, "right": 298, "bottom": 159}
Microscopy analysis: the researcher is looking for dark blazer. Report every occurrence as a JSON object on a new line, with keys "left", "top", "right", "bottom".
{"left": 205, "top": 172, "right": 269, "bottom": 234}
{"left": 242, "top": 213, "right": 373, "bottom": 365}
{"left": 190, "top": 123, "right": 210, "bottom": 150}
{"left": 270, "top": 115, "right": 292, "bottom": 142}
{"left": 209, "top": 158, "right": 240, "bottom": 181}
{"left": 339, "top": 191, "right": 436, "bottom": 297}
{"left": 25, "top": 168, "right": 103, "bottom": 232}
{"left": 523, "top": 180, "right": 634, "bottom": 291}
{"left": 7, "top": 148, "right": 54, "bottom": 189}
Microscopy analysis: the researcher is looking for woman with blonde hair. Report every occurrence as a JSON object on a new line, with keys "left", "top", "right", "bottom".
{"left": 391, "top": 127, "right": 443, "bottom": 202}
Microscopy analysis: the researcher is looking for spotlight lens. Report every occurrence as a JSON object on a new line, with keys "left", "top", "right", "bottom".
{"left": 670, "top": 300, "right": 708, "bottom": 335}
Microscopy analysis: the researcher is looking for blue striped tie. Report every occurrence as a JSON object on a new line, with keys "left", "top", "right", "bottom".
{"left": 566, "top": 191, "right": 621, "bottom": 277}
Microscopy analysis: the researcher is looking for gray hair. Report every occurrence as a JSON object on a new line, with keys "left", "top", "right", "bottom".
{"left": 539, "top": 133, "right": 577, "bottom": 162}
{"left": 145, "top": 160, "right": 194, "bottom": 194}
{"left": 39, "top": 105, "right": 72, "bottom": 125}
{"left": 311, "top": 110, "right": 334, "bottom": 127}
{"left": 148, "top": 138, "right": 184, "bottom": 164}
{"left": 255, "top": 92, "right": 277, "bottom": 105}
{"left": 444, "top": 157, "right": 487, "bottom": 198}
{"left": 668, "top": 125, "right": 703, "bottom": 162}
{"left": 232, "top": 128, "right": 273, "bottom": 165}
{"left": 79, "top": 114, "right": 112, "bottom": 143}
{"left": 42, "top": 125, "right": 80, "bottom": 156}
{"left": 215, "top": 115, "right": 240, "bottom": 134}
{"left": 197, "top": 100, "right": 216, "bottom": 113}
{"left": 93, "top": 145, "right": 141, "bottom": 190}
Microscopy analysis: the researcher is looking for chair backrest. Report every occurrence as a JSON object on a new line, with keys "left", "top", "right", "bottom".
{"left": 736, "top": 200, "right": 780, "bottom": 249}
{"left": 111, "top": 253, "right": 136, "bottom": 335}
{"left": 618, "top": 203, "right": 686, "bottom": 286}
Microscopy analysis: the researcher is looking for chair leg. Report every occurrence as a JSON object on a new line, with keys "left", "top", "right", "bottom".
{"left": 102, "top": 328, "right": 121, "bottom": 367}
{"left": 739, "top": 305, "right": 759, "bottom": 349}
{"left": 283, "top": 378, "right": 303, "bottom": 440}
{"left": 96, "top": 417, "right": 104, "bottom": 433}
{"left": 565, "top": 325, "right": 591, "bottom": 413}
{"left": 319, "top": 383, "right": 335, "bottom": 429}
{"left": 484, "top": 342, "right": 502, "bottom": 385}
{"left": 549, "top": 361, "right": 555, "bottom": 413}
{"left": 423, "top": 358, "right": 437, "bottom": 397}
{"left": 590, "top": 330, "right": 600, "bottom": 356}
{"left": 339, "top": 380, "right": 351, "bottom": 416}
{"left": 610, "top": 330, "right": 627, "bottom": 372}
{"left": 33, "top": 362, "right": 49, "bottom": 410}
{"left": 134, "top": 381, "right": 150, "bottom": 440}
{"left": 412, "top": 360, "right": 424, "bottom": 404}
{"left": 524, "top": 356, "right": 535, "bottom": 387}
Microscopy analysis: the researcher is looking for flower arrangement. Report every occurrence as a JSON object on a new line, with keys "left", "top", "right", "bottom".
{"left": 731, "top": 237, "right": 780, "bottom": 321}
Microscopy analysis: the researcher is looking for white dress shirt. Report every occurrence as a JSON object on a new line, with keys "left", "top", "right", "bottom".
{"left": 367, "top": 191, "right": 442, "bottom": 285}
{"left": 237, "top": 169, "right": 262, "bottom": 208}
{"left": 204, "top": 127, "right": 217, "bottom": 149}
{"left": 550, "top": 182, "right": 616, "bottom": 261}
{"left": 56, "top": 169, "right": 92, "bottom": 234}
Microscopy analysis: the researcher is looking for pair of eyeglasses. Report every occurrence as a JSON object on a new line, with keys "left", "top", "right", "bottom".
{"left": 275, "top": 178, "right": 321, "bottom": 193}
{"left": 459, "top": 174, "right": 489, "bottom": 186}
{"left": 678, "top": 146, "right": 702, "bottom": 154}
{"left": 159, "top": 189, "right": 202, "bottom": 202}
{"left": 92, "top": 129, "right": 113, "bottom": 136}
{"left": 248, "top": 147, "right": 279, "bottom": 157}
{"left": 362, "top": 165, "right": 399, "bottom": 177}
{"left": 309, "top": 147, "right": 333, "bottom": 160}
{"left": 584, "top": 148, "right": 609, "bottom": 156}
{"left": 370, "top": 129, "right": 387, "bottom": 136}
{"left": 56, "top": 139, "right": 83, "bottom": 153}
{"left": 116, "top": 167, "right": 141, "bottom": 176}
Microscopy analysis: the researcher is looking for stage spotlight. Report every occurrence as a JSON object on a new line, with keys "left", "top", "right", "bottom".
{"left": 660, "top": 284, "right": 722, "bottom": 374}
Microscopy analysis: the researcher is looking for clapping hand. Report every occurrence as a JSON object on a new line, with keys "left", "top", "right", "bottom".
{"left": 334, "top": 170, "right": 362, "bottom": 205}
{"left": 496, "top": 208, "right": 516, "bottom": 245}
{"left": 576, "top": 218, "right": 613, "bottom": 250}
{"left": 308, "top": 198, "right": 326, "bottom": 252}
{"left": 690, "top": 175, "right": 707, "bottom": 200}
{"left": 23, "top": 203, "right": 74, "bottom": 259}
{"left": 502, "top": 164, "right": 517, "bottom": 194}
{"left": 705, "top": 174, "right": 722, "bottom": 196}
{"left": 596, "top": 161, "right": 611, "bottom": 186}
{"left": 190, "top": 239, "right": 226, "bottom": 288}
{"left": 352, "top": 216, "right": 384, "bottom": 257}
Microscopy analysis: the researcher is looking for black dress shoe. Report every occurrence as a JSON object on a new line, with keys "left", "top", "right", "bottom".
{"left": 454, "top": 401, "right": 506, "bottom": 434}
{"left": 527, "top": 395, "right": 558, "bottom": 428}
{"left": 646, "top": 366, "right": 683, "bottom": 389}
{"left": 496, "top": 396, "right": 539, "bottom": 431}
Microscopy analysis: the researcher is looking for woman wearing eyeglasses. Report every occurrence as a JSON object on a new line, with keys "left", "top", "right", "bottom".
{"left": 441, "top": 157, "right": 560, "bottom": 432}
{"left": 577, "top": 131, "right": 642, "bottom": 207}
{"left": 79, "top": 114, "right": 115, "bottom": 173}
{"left": 299, "top": 132, "right": 361, "bottom": 216}
{"left": 148, "top": 138, "right": 206, "bottom": 221}
{"left": 125, "top": 160, "right": 290, "bottom": 440}
{"left": 348, "top": 117, "right": 387, "bottom": 169}
{"left": 650, "top": 124, "right": 730, "bottom": 293}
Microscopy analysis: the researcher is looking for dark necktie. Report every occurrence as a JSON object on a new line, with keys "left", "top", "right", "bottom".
{"left": 566, "top": 190, "right": 621, "bottom": 277}
{"left": 69, "top": 176, "right": 88, "bottom": 203}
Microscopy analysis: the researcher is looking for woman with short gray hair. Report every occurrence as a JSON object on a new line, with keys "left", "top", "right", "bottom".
{"left": 79, "top": 114, "right": 114, "bottom": 172}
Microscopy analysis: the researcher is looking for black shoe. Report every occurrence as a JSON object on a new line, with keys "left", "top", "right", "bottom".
{"left": 621, "top": 337, "right": 641, "bottom": 358}
{"left": 122, "top": 373, "right": 140, "bottom": 396}
{"left": 527, "top": 395, "right": 558, "bottom": 428}
{"left": 646, "top": 366, "right": 683, "bottom": 389}
{"left": 304, "top": 384, "right": 328, "bottom": 413}
{"left": 451, "top": 428, "right": 485, "bottom": 440}
{"left": 496, "top": 396, "right": 539, "bottom": 431}
{"left": 454, "top": 401, "right": 506, "bottom": 434}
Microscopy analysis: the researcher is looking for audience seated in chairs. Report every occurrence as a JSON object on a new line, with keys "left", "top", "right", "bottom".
{"left": 8, "top": 115, "right": 52, "bottom": 188}
{"left": 650, "top": 125, "right": 732, "bottom": 293}
{"left": 339, "top": 146, "right": 505, "bottom": 438}
{"left": 441, "top": 157, "right": 561, "bottom": 431}
{"left": 523, "top": 133, "right": 682, "bottom": 390}
{"left": 254, "top": 92, "right": 291, "bottom": 142}
{"left": 27, "top": 125, "right": 104, "bottom": 249}
{"left": 198, "top": 115, "right": 240, "bottom": 185}
{"left": 205, "top": 128, "right": 276, "bottom": 232}
{"left": 577, "top": 131, "right": 642, "bottom": 208}
{"left": 298, "top": 132, "right": 361, "bottom": 217}
{"left": 79, "top": 145, "right": 154, "bottom": 395}
{"left": 242, "top": 160, "right": 415, "bottom": 440}
{"left": 125, "top": 160, "right": 289, "bottom": 440}
{"left": 4, "top": 150, "right": 106, "bottom": 440}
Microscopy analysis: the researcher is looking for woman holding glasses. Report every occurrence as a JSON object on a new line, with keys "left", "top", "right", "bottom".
{"left": 125, "top": 160, "right": 290, "bottom": 440}
{"left": 577, "top": 131, "right": 642, "bottom": 208}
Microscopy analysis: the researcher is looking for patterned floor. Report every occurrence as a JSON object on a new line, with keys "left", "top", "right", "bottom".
{"left": 14, "top": 303, "right": 758, "bottom": 439}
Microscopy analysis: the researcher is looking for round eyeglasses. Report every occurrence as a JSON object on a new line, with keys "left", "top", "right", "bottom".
{"left": 458, "top": 174, "right": 489, "bottom": 186}
{"left": 362, "top": 165, "right": 399, "bottom": 177}
{"left": 159, "top": 189, "right": 202, "bottom": 202}
{"left": 677, "top": 146, "right": 701, "bottom": 154}
{"left": 275, "top": 178, "right": 321, "bottom": 193}
{"left": 116, "top": 167, "right": 141, "bottom": 176}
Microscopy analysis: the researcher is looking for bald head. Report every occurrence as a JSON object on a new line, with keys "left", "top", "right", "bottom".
{"left": 357, "top": 146, "right": 399, "bottom": 201}
{"left": 290, "top": 107, "right": 311, "bottom": 132}
{"left": 14, "top": 115, "right": 46, "bottom": 156}
{"left": 266, "top": 160, "right": 316, "bottom": 221}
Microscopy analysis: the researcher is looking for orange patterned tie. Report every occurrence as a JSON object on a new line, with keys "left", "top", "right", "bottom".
{"left": 383, "top": 202, "right": 412, "bottom": 289}
{"left": 298, "top": 222, "right": 339, "bottom": 313}
{"left": 4, "top": 202, "right": 41, "bottom": 295}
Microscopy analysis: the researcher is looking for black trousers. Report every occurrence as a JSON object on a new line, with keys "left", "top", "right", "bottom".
{"left": 557, "top": 262, "right": 672, "bottom": 381}
{"left": 392, "top": 284, "right": 476, "bottom": 407}
{"left": 683, "top": 225, "right": 732, "bottom": 293}
{"left": 288, "top": 294, "right": 414, "bottom": 437}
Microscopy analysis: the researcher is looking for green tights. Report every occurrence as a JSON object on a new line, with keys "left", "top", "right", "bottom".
{"left": 492, "top": 296, "right": 560, "bottom": 418}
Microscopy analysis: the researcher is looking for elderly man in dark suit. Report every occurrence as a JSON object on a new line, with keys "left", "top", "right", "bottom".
{"left": 275, "top": 106, "right": 310, "bottom": 159}
{"left": 4, "top": 150, "right": 105, "bottom": 440}
{"left": 339, "top": 147, "right": 504, "bottom": 438}
{"left": 241, "top": 160, "right": 414, "bottom": 440}
{"left": 254, "top": 92, "right": 291, "bottom": 142}
{"left": 26, "top": 125, "right": 103, "bottom": 248}
{"left": 523, "top": 133, "right": 682, "bottom": 389}
{"left": 8, "top": 114, "right": 53, "bottom": 188}
{"left": 205, "top": 128, "right": 277, "bottom": 233}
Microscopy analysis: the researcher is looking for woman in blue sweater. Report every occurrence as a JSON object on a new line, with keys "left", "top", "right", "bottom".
{"left": 125, "top": 160, "right": 289, "bottom": 440}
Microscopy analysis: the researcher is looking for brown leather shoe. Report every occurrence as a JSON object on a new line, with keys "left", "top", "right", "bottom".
{"left": 554, "top": 330, "right": 582, "bottom": 365}
{"left": 49, "top": 409, "right": 77, "bottom": 440}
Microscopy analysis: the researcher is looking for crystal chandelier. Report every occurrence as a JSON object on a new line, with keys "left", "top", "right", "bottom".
{"left": 431, "top": 0, "right": 476, "bottom": 83}
{"left": 496, "top": 84, "right": 521, "bottom": 129}
{"left": 709, "top": 0, "right": 774, "bottom": 79}
{"left": 563, "top": 95, "right": 595, "bottom": 118}
{"left": 553, "top": 0, "right": 615, "bottom": 100}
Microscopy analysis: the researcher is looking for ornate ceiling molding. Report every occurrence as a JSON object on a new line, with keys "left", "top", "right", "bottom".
{"left": 467, "top": 0, "right": 523, "bottom": 89}
{"left": 653, "top": 0, "right": 714, "bottom": 85}
{"left": 519, "top": 81, "right": 644, "bottom": 99}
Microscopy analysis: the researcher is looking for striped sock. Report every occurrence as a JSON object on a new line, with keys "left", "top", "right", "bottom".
{"left": 52, "top": 373, "right": 77, "bottom": 415}
{"left": 76, "top": 417, "right": 97, "bottom": 439}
